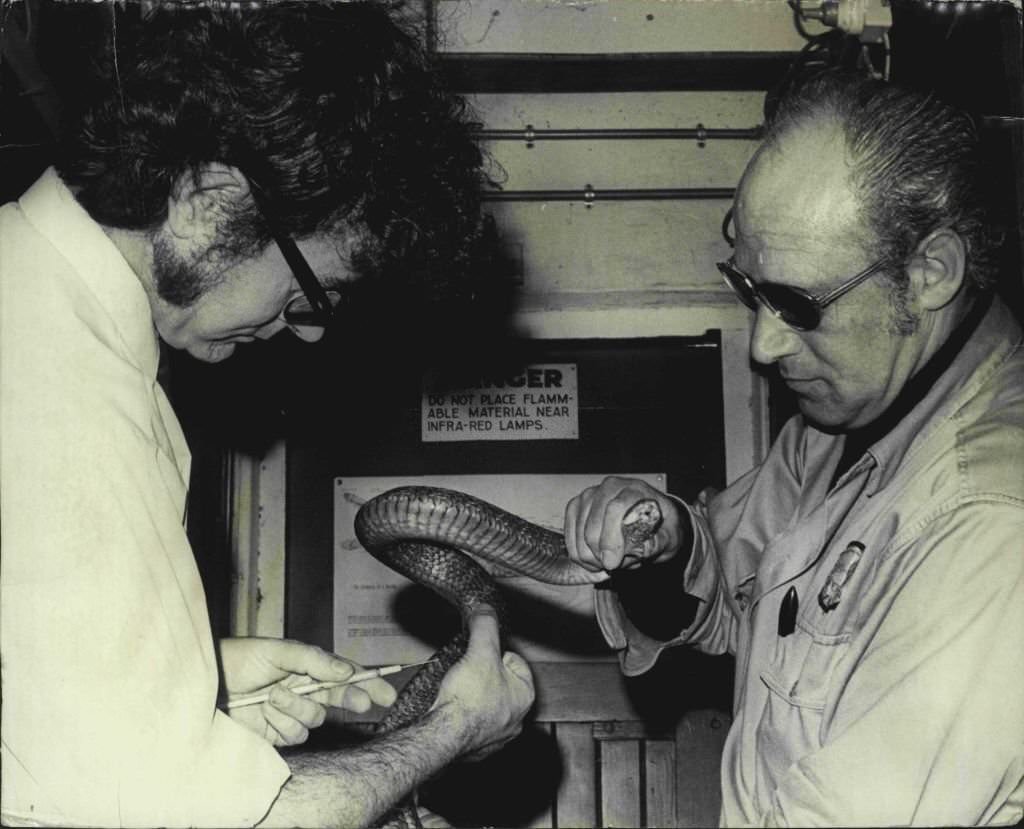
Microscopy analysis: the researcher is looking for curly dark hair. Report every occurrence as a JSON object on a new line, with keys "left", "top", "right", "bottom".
{"left": 762, "top": 71, "right": 1002, "bottom": 295}
{"left": 56, "top": 1, "right": 494, "bottom": 304}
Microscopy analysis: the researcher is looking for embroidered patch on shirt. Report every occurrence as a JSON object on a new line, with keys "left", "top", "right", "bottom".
{"left": 819, "top": 542, "right": 865, "bottom": 612}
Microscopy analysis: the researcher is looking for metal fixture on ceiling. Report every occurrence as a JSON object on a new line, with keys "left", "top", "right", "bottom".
{"left": 482, "top": 186, "right": 735, "bottom": 205}
{"left": 474, "top": 125, "right": 764, "bottom": 146}
{"left": 476, "top": 127, "right": 755, "bottom": 205}
{"left": 793, "top": 0, "right": 894, "bottom": 43}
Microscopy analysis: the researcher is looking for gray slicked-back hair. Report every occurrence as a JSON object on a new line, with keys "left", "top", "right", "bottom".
{"left": 762, "top": 71, "right": 1001, "bottom": 294}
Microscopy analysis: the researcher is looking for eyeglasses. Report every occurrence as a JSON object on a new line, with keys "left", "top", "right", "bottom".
{"left": 246, "top": 177, "right": 344, "bottom": 342}
{"left": 270, "top": 231, "right": 344, "bottom": 342}
{"left": 716, "top": 256, "right": 888, "bottom": 332}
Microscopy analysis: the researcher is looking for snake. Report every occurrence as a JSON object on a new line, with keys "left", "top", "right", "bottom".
{"left": 353, "top": 485, "right": 662, "bottom": 827}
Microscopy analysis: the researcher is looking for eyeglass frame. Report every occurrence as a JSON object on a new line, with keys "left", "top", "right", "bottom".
{"left": 271, "top": 230, "right": 342, "bottom": 328}
{"left": 716, "top": 256, "right": 889, "bottom": 332}
{"left": 244, "top": 178, "right": 342, "bottom": 330}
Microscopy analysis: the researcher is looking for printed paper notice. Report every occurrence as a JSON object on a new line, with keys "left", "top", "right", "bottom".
{"left": 421, "top": 363, "right": 578, "bottom": 442}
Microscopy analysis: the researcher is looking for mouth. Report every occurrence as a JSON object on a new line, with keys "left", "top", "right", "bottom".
{"left": 780, "top": 373, "right": 820, "bottom": 391}
{"left": 779, "top": 367, "right": 813, "bottom": 383}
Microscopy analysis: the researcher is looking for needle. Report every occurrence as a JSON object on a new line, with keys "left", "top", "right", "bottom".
{"left": 224, "top": 659, "right": 437, "bottom": 710}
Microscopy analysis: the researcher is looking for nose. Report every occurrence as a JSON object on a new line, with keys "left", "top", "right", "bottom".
{"left": 286, "top": 323, "right": 327, "bottom": 343}
{"left": 749, "top": 306, "right": 801, "bottom": 366}
{"left": 255, "top": 318, "right": 289, "bottom": 340}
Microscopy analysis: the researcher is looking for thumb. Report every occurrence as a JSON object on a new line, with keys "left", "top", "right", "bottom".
{"left": 465, "top": 608, "right": 501, "bottom": 659}
{"left": 272, "top": 640, "right": 355, "bottom": 681}
{"left": 502, "top": 651, "right": 533, "bottom": 686}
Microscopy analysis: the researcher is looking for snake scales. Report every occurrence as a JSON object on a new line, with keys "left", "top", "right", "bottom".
{"left": 353, "top": 485, "right": 662, "bottom": 826}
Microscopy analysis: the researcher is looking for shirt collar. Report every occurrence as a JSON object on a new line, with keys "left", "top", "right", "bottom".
{"left": 18, "top": 168, "right": 161, "bottom": 379}
{"left": 858, "top": 295, "right": 1022, "bottom": 494}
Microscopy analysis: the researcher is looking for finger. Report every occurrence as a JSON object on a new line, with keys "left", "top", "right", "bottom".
{"left": 565, "top": 493, "right": 601, "bottom": 572}
{"left": 324, "top": 684, "right": 372, "bottom": 713}
{"left": 268, "top": 684, "right": 327, "bottom": 730}
{"left": 573, "top": 489, "right": 609, "bottom": 572}
{"left": 568, "top": 496, "right": 613, "bottom": 580}
{"left": 270, "top": 640, "right": 356, "bottom": 684}
{"left": 315, "top": 675, "right": 397, "bottom": 710}
{"left": 563, "top": 495, "right": 583, "bottom": 563}
{"left": 577, "top": 487, "right": 598, "bottom": 564}
{"left": 585, "top": 489, "right": 626, "bottom": 571}
{"left": 351, "top": 676, "right": 398, "bottom": 708}
{"left": 260, "top": 698, "right": 311, "bottom": 747}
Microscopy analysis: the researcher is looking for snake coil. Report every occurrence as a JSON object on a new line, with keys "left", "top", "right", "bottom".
{"left": 354, "top": 485, "right": 662, "bottom": 827}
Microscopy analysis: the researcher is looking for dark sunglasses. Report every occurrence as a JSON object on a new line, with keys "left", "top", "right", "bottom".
{"left": 716, "top": 257, "right": 888, "bottom": 331}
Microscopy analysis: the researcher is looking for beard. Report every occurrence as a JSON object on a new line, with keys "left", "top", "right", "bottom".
{"left": 151, "top": 232, "right": 225, "bottom": 308}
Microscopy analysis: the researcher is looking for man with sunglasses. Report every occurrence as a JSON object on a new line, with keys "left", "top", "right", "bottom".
{"left": 1, "top": 4, "right": 532, "bottom": 827}
{"left": 565, "top": 72, "right": 1023, "bottom": 825}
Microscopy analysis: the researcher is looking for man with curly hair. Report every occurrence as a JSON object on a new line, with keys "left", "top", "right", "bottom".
{"left": 564, "top": 72, "right": 1023, "bottom": 826}
{"left": 0, "top": 3, "right": 532, "bottom": 827}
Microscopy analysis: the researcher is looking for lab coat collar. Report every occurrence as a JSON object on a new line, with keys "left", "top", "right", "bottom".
{"left": 17, "top": 168, "right": 161, "bottom": 380}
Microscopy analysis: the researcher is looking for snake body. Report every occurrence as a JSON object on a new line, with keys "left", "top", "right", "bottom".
{"left": 353, "top": 485, "right": 661, "bottom": 824}
{"left": 354, "top": 485, "right": 664, "bottom": 730}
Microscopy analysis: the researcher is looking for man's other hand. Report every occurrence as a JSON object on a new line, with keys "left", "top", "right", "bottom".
{"left": 219, "top": 637, "right": 397, "bottom": 747}
{"left": 433, "top": 608, "right": 535, "bottom": 761}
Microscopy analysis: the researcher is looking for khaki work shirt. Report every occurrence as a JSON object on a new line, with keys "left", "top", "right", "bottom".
{"left": 597, "top": 299, "right": 1024, "bottom": 826}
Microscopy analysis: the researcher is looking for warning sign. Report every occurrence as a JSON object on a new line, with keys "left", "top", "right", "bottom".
{"left": 421, "top": 363, "right": 579, "bottom": 442}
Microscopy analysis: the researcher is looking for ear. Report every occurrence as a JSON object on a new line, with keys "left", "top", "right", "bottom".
{"left": 906, "top": 227, "right": 966, "bottom": 312}
{"left": 164, "top": 163, "right": 250, "bottom": 241}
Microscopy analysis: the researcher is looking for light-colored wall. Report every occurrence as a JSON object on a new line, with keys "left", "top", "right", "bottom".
{"left": 434, "top": 0, "right": 817, "bottom": 312}
{"left": 436, "top": 0, "right": 816, "bottom": 54}
{"left": 475, "top": 90, "right": 762, "bottom": 299}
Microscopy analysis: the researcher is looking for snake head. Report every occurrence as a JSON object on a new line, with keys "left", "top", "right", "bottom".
{"left": 621, "top": 499, "right": 663, "bottom": 557}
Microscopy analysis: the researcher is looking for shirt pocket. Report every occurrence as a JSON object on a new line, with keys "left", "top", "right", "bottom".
{"left": 755, "top": 627, "right": 850, "bottom": 798}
